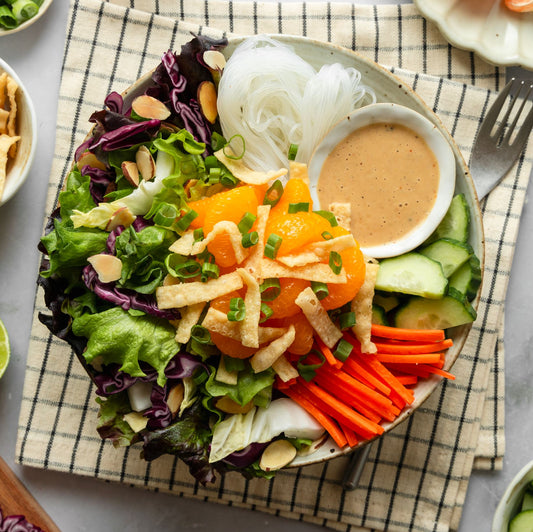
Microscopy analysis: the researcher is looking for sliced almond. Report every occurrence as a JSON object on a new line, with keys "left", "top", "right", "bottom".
{"left": 197, "top": 81, "right": 218, "bottom": 124}
{"left": 215, "top": 396, "right": 254, "bottom": 415}
{"left": 87, "top": 253, "right": 123, "bottom": 283}
{"left": 135, "top": 145, "right": 156, "bottom": 181}
{"left": 106, "top": 206, "right": 135, "bottom": 231}
{"left": 132, "top": 94, "right": 171, "bottom": 120}
{"left": 78, "top": 151, "right": 107, "bottom": 171}
{"left": 123, "top": 412, "right": 148, "bottom": 433}
{"left": 167, "top": 382, "right": 185, "bottom": 416}
{"left": 203, "top": 50, "right": 226, "bottom": 72}
{"left": 259, "top": 439, "right": 297, "bottom": 472}
{"left": 121, "top": 160, "right": 140, "bottom": 187}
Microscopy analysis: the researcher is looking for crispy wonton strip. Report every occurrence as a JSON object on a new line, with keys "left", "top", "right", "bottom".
{"left": 351, "top": 261, "right": 379, "bottom": 353}
{"left": 6, "top": 76, "right": 18, "bottom": 158}
{"left": 260, "top": 258, "right": 347, "bottom": 284}
{"left": 329, "top": 203, "right": 352, "bottom": 232}
{"left": 0, "top": 134, "right": 20, "bottom": 200}
{"left": 237, "top": 268, "right": 261, "bottom": 348}
{"left": 289, "top": 161, "right": 309, "bottom": 185}
{"left": 191, "top": 220, "right": 248, "bottom": 264}
{"left": 250, "top": 325, "right": 296, "bottom": 373}
{"left": 0, "top": 73, "right": 7, "bottom": 109}
{"left": 202, "top": 307, "right": 286, "bottom": 344}
{"left": 295, "top": 286, "right": 343, "bottom": 348}
{"left": 156, "top": 271, "right": 243, "bottom": 309}
{"left": 169, "top": 230, "right": 195, "bottom": 255}
{"left": 0, "top": 109, "right": 8, "bottom": 134}
{"left": 243, "top": 204, "right": 269, "bottom": 280}
{"left": 214, "top": 147, "right": 287, "bottom": 185}
{"left": 175, "top": 302, "right": 205, "bottom": 344}
{"left": 272, "top": 354, "right": 299, "bottom": 382}
{"left": 277, "top": 234, "right": 356, "bottom": 268}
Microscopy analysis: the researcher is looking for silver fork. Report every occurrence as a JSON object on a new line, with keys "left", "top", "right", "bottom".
{"left": 470, "top": 77, "right": 533, "bottom": 200}
{"left": 341, "top": 77, "right": 533, "bottom": 492}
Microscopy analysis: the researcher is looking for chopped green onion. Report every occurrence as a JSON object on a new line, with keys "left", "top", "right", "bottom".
{"left": 311, "top": 281, "right": 329, "bottom": 301}
{"left": 227, "top": 297, "right": 246, "bottom": 322}
{"left": 333, "top": 338, "right": 353, "bottom": 362}
{"left": 288, "top": 143, "right": 299, "bottom": 161}
{"left": 288, "top": 202, "right": 309, "bottom": 213}
{"left": 329, "top": 251, "right": 343, "bottom": 274}
{"left": 321, "top": 231, "right": 333, "bottom": 240}
{"left": 201, "top": 261, "right": 219, "bottom": 281}
{"left": 204, "top": 155, "right": 219, "bottom": 169}
{"left": 165, "top": 255, "right": 201, "bottom": 279}
{"left": 314, "top": 210, "right": 339, "bottom": 227}
{"left": 264, "top": 233, "right": 282, "bottom": 259}
{"left": 260, "top": 278, "right": 281, "bottom": 301}
{"left": 259, "top": 302, "right": 274, "bottom": 323}
{"left": 237, "top": 212, "right": 257, "bottom": 234}
{"left": 263, "top": 179, "right": 284, "bottom": 207}
{"left": 191, "top": 325, "right": 211, "bottom": 344}
{"left": 193, "top": 228, "right": 204, "bottom": 242}
{"left": 176, "top": 209, "right": 198, "bottom": 232}
{"left": 241, "top": 231, "right": 259, "bottom": 248}
{"left": 223, "top": 134, "right": 246, "bottom": 160}
{"left": 211, "top": 132, "right": 227, "bottom": 152}
{"left": 208, "top": 167, "right": 222, "bottom": 184}
{"left": 297, "top": 350, "right": 326, "bottom": 381}
{"left": 153, "top": 203, "right": 178, "bottom": 227}
{"left": 224, "top": 356, "right": 246, "bottom": 373}
{"left": 339, "top": 311, "right": 356, "bottom": 330}
{"left": 220, "top": 173, "right": 238, "bottom": 187}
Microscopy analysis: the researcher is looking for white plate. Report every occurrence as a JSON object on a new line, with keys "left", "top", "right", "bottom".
{"left": 414, "top": 0, "right": 533, "bottom": 70}
{"left": 105, "top": 35, "right": 484, "bottom": 468}
{"left": 0, "top": 0, "right": 53, "bottom": 36}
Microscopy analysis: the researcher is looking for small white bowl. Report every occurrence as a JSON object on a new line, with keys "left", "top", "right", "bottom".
{"left": 308, "top": 103, "right": 456, "bottom": 259}
{"left": 0, "top": 0, "right": 53, "bottom": 36}
{"left": 0, "top": 58, "right": 37, "bottom": 207}
{"left": 492, "top": 459, "right": 533, "bottom": 532}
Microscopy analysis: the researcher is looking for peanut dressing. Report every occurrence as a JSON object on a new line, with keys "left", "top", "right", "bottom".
{"left": 317, "top": 122, "right": 439, "bottom": 249}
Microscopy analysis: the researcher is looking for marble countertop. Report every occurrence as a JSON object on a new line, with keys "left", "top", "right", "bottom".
{"left": 0, "top": 1, "right": 532, "bottom": 531}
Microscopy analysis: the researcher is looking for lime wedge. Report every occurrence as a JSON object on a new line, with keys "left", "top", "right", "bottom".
{"left": 0, "top": 318, "right": 10, "bottom": 379}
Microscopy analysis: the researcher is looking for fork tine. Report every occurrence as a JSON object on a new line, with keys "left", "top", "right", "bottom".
{"left": 503, "top": 82, "right": 533, "bottom": 146}
{"left": 509, "top": 97, "right": 533, "bottom": 152}
{"left": 478, "top": 78, "right": 516, "bottom": 135}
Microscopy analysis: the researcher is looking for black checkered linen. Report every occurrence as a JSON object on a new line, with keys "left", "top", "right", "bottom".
{"left": 16, "top": 1, "right": 532, "bottom": 531}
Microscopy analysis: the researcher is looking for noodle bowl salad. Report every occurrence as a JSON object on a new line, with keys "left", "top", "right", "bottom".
{"left": 37, "top": 34, "right": 477, "bottom": 484}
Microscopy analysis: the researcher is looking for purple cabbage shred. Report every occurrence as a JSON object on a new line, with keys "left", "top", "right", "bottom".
{"left": 0, "top": 508, "right": 43, "bottom": 532}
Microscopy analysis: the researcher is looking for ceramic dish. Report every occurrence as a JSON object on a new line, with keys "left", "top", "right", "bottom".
{"left": 307, "top": 102, "right": 456, "bottom": 259}
{"left": 112, "top": 35, "right": 483, "bottom": 468}
{"left": 414, "top": 0, "right": 533, "bottom": 70}
{"left": 492, "top": 459, "right": 533, "bottom": 531}
{"left": 0, "top": 57, "right": 37, "bottom": 207}
{"left": 0, "top": 0, "right": 53, "bottom": 36}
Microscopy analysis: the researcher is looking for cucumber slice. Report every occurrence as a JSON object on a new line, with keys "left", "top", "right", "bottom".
{"left": 509, "top": 509, "right": 533, "bottom": 532}
{"left": 419, "top": 238, "right": 473, "bottom": 278}
{"left": 372, "top": 304, "right": 389, "bottom": 326}
{"left": 393, "top": 288, "right": 477, "bottom": 329}
{"left": 373, "top": 293, "right": 401, "bottom": 313}
{"left": 428, "top": 193, "right": 470, "bottom": 243}
{"left": 521, "top": 481, "right": 533, "bottom": 512}
{"left": 375, "top": 252, "right": 448, "bottom": 299}
{"left": 448, "top": 254, "right": 482, "bottom": 301}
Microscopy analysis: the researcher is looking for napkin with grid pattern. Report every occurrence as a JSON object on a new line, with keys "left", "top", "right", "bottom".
{"left": 16, "top": 0, "right": 532, "bottom": 530}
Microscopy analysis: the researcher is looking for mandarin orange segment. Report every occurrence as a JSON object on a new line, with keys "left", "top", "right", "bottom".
{"left": 320, "top": 226, "right": 366, "bottom": 311}
{"left": 187, "top": 195, "right": 214, "bottom": 229}
{"left": 285, "top": 312, "right": 314, "bottom": 356}
{"left": 209, "top": 290, "right": 256, "bottom": 358}
{"left": 270, "top": 178, "right": 313, "bottom": 218}
{"left": 264, "top": 211, "right": 332, "bottom": 257}
{"left": 263, "top": 277, "right": 311, "bottom": 320}
{"left": 203, "top": 185, "right": 260, "bottom": 267}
